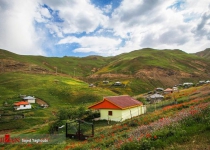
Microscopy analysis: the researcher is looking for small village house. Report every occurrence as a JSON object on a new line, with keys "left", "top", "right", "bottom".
{"left": 155, "top": 87, "right": 164, "bottom": 92}
{"left": 183, "top": 82, "right": 193, "bottom": 88}
{"left": 113, "top": 81, "right": 122, "bottom": 86}
{"left": 88, "top": 95, "right": 146, "bottom": 122}
{"left": 14, "top": 101, "right": 31, "bottom": 110}
{"left": 23, "top": 96, "right": 36, "bottom": 103}
{"left": 164, "top": 88, "right": 173, "bottom": 94}
{"left": 172, "top": 87, "right": 178, "bottom": 91}
{"left": 147, "top": 93, "right": 164, "bottom": 103}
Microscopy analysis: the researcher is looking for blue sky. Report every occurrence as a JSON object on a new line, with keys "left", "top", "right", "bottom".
{"left": 0, "top": 0, "right": 210, "bottom": 57}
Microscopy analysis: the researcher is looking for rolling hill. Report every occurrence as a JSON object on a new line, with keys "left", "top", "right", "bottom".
{"left": 195, "top": 48, "right": 210, "bottom": 59}
{"left": 1, "top": 48, "right": 210, "bottom": 150}
{"left": 1, "top": 48, "right": 210, "bottom": 95}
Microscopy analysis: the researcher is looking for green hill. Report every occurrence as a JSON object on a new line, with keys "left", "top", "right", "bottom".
{"left": 195, "top": 48, "right": 210, "bottom": 59}
{"left": 0, "top": 49, "right": 110, "bottom": 77}
{"left": 96, "top": 48, "right": 209, "bottom": 74}
{"left": 1, "top": 48, "right": 210, "bottom": 149}
{"left": 1, "top": 48, "right": 210, "bottom": 95}
{"left": 0, "top": 72, "right": 115, "bottom": 106}
{"left": 89, "top": 48, "right": 210, "bottom": 94}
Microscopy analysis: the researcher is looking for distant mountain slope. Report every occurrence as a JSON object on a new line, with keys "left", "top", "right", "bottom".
{"left": 1, "top": 48, "right": 210, "bottom": 95}
{"left": 84, "top": 48, "right": 210, "bottom": 94}
{"left": 98, "top": 49, "right": 197, "bottom": 72}
{"left": 92, "top": 48, "right": 210, "bottom": 78}
{"left": 0, "top": 49, "right": 110, "bottom": 77}
{"left": 195, "top": 48, "right": 210, "bottom": 59}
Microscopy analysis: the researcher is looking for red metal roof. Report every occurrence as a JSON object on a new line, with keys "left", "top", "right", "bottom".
{"left": 89, "top": 95, "right": 143, "bottom": 110}
{"left": 14, "top": 101, "right": 29, "bottom": 106}
{"left": 164, "top": 88, "right": 173, "bottom": 92}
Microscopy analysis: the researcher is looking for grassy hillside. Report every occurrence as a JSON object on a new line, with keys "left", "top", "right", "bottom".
{"left": 0, "top": 72, "right": 117, "bottom": 135}
{"left": 89, "top": 48, "right": 210, "bottom": 94}
{"left": 0, "top": 72, "right": 116, "bottom": 106}
{"left": 0, "top": 73, "right": 210, "bottom": 149}
{"left": 1, "top": 48, "right": 210, "bottom": 95}
{"left": 96, "top": 48, "right": 210, "bottom": 74}
{"left": 195, "top": 48, "right": 210, "bottom": 59}
{"left": 0, "top": 49, "right": 110, "bottom": 77}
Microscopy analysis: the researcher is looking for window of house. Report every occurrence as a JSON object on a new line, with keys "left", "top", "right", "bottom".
{"left": 24, "top": 105, "right": 26, "bottom": 107}
{"left": 108, "top": 111, "right": 112, "bottom": 116}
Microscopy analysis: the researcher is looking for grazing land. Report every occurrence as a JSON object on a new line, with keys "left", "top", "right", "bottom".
{"left": 0, "top": 48, "right": 210, "bottom": 149}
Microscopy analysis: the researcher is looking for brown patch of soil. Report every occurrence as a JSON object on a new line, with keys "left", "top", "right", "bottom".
{"left": 36, "top": 98, "right": 48, "bottom": 107}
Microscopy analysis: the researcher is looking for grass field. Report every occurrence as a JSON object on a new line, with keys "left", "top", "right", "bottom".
{"left": 1, "top": 48, "right": 210, "bottom": 149}
{"left": 0, "top": 79, "right": 209, "bottom": 149}
{"left": 0, "top": 72, "right": 116, "bottom": 134}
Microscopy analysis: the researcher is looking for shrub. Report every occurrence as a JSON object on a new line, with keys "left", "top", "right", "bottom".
{"left": 140, "top": 139, "right": 151, "bottom": 150}
{"left": 120, "top": 141, "right": 141, "bottom": 150}
{"left": 129, "top": 121, "right": 139, "bottom": 127}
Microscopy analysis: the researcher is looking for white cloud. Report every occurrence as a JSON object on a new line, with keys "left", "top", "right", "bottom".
{"left": 0, "top": 0, "right": 46, "bottom": 55}
{"left": 42, "top": 0, "right": 108, "bottom": 34}
{"left": 58, "top": 36, "right": 121, "bottom": 55}
{"left": 0, "top": 0, "right": 210, "bottom": 57}
{"left": 103, "top": 5, "right": 112, "bottom": 14}
{"left": 104, "top": 0, "right": 210, "bottom": 54}
{"left": 45, "top": 23, "right": 63, "bottom": 38}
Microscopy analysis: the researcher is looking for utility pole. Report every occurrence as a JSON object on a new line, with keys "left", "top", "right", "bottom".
{"left": 1, "top": 59, "right": 4, "bottom": 72}
{"left": 55, "top": 67, "right": 57, "bottom": 75}
{"left": 73, "top": 68, "right": 76, "bottom": 77}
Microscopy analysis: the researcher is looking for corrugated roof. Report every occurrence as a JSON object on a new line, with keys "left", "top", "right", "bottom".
{"left": 14, "top": 101, "right": 30, "bottom": 106}
{"left": 23, "top": 96, "right": 35, "bottom": 100}
{"left": 164, "top": 88, "right": 173, "bottom": 92}
{"left": 104, "top": 95, "right": 142, "bottom": 109}
{"left": 150, "top": 94, "right": 164, "bottom": 98}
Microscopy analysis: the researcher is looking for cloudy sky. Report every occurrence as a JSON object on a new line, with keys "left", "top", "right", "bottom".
{"left": 0, "top": 0, "right": 210, "bottom": 57}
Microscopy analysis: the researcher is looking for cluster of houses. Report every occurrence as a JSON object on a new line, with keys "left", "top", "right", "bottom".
{"left": 14, "top": 96, "right": 36, "bottom": 110}
{"left": 145, "top": 80, "right": 210, "bottom": 104}
{"left": 146, "top": 86, "right": 179, "bottom": 104}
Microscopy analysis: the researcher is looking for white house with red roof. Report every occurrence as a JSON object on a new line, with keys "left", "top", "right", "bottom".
{"left": 14, "top": 101, "right": 31, "bottom": 110}
{"left": 88, "top": 95, "right": 146, "bottom": 122}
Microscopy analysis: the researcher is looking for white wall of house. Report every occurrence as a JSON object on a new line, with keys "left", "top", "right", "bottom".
{"left": 99, "top": 106, "right": 146, "bottom": 122}
{"left": 121, "top": 106, "right": 142, "bottom": 121}
{"left": 100, "top": 109, "right": 122, "bottom": 121}
{"left": 15, "top": 104, "right": 31, "bottom": 110}
{"left": 27, "top": 99, "right": 36, "bottom": 103}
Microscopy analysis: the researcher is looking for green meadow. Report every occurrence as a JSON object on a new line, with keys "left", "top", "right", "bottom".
{"left": 1, "top": 48, "right": 210, "bottom": 149}
{"left": 0, "top": 72, "right": 116, "bottom": 133}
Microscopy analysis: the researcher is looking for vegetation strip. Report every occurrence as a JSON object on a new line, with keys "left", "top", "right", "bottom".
{"left": 71, "top": 97, "right": 210, "bottom": 149}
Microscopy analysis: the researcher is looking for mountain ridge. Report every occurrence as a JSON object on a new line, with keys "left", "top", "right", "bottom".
{"left": 1, "top": 48, "right": 210, "bottom": 94}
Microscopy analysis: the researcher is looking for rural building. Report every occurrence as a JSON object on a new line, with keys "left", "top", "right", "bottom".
{"left": 23, "top": 96, "right": 36, "bottom": 103}
{"left": 88, "top": 95, "right": 146, "bottom": 122}
{"left": 147, "top": 93, "right": 164, "bottom": 103}
{"left": 103, "top": 80, "right": 109, "bottom": 84}
{"left": 14, "top": 101, "right": 31, "bottom": 110}
{"left": 155, "top": 87, "right": 164, "bottom": 93}
{"left": 164, "top": 88, "right": 173, "bottom": 94}
{"left": 172, "top": 87, "right": 178, "bottom": 91}
{"left": 113, "top": 81, "right": 122, "bottom": 86}
{"left": 183, "top": 82, "right": 193, "bottom": 88}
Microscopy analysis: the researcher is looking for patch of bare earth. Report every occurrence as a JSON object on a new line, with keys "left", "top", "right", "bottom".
{"left": 36, "top": 98, "right": 48, "bottom": 107}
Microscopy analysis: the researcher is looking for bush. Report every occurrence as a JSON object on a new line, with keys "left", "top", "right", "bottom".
{"left": 120, "top": 141, "right": 141, "bottom": 150}
{"left": 129, "top": 120, "right": 139, "bottom": 127}
{"left": 151, "top": 139, "right": 166, "bottom": 149}
{"left": 140, "top": 139, "right": 151, "bottom": 150}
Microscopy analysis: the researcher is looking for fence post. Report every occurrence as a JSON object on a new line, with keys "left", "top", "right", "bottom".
{"left": 65, "top": 123, "right": 68, "bottom": 137}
